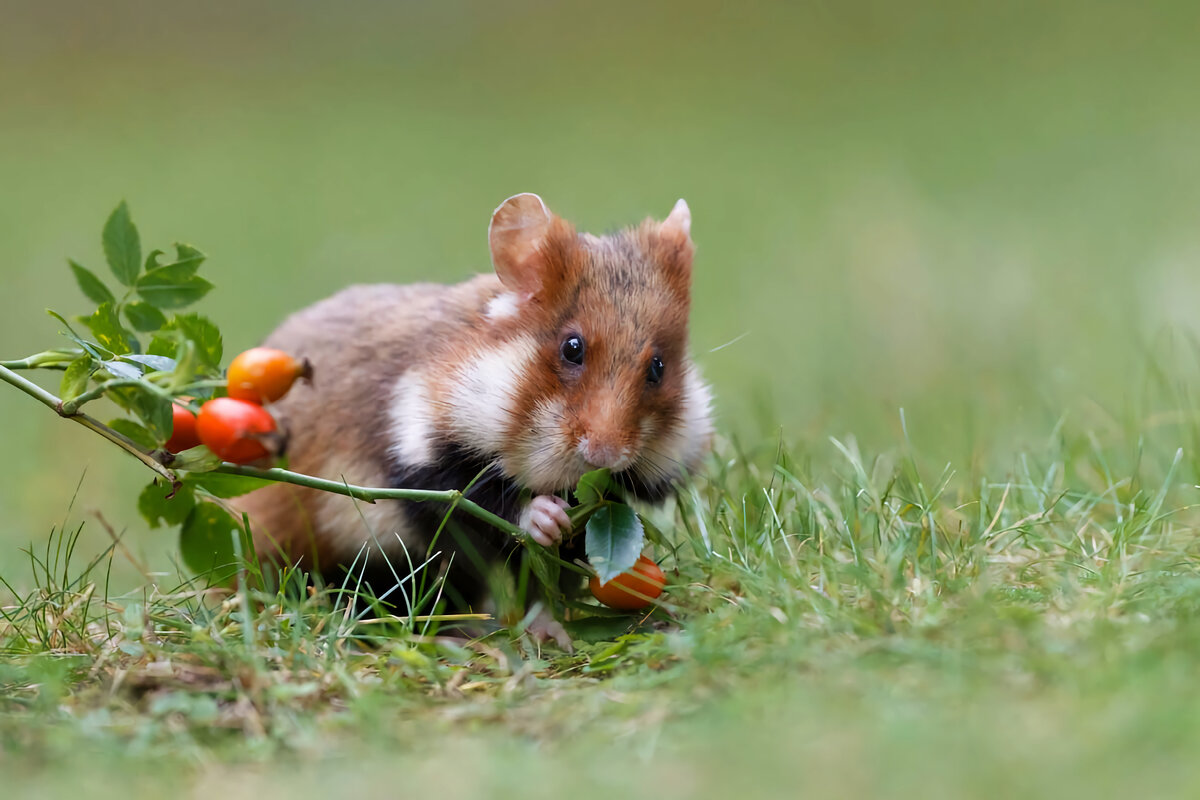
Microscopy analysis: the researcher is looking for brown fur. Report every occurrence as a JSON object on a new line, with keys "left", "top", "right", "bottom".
{"left": 233, "top": 195, "right": 711, "bottom": 583}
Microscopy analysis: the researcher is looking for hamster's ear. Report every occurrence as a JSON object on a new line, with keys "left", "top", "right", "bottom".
{"left": 660, "top": 198, "right": 692, "bottom": 241}
{"left": 489, "top": 193, "right": 555, "bottom": 295}
{"left": 655, "top": 199, "right": 694, "bottom": 286}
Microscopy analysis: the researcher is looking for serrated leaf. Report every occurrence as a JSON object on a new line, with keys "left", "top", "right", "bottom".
{"left": 121, "top": 353, "right": 176, "bottom": 372}
{"left": 575, "top": 468, "right": 614, "bottom": 505}
{"left": 184, "top": 472, "right": 273, "bottom": 498}
{"left": 147, "top": 332, "right": 178, "bottom": 358}
{"left": 68, "top": 260, "right": 115, "bottom": 306}
{"left": 124, "top": 301, "right": 168, "bottom": 332}
{"left": 171, "top": 313, "right": 223, "bottom": 369}
{"left": 136, "top": 266, "right": 213, "bottom": 309}
{"left": 585, "top": 503, "right": 645, "bottom": 583}
{"left": 138, "top": 481, "right": 196, "bottom": 528}
{"left": 59, "top": 356, "right": 95, "bottom": 402}
{"left": 144, "top": 248, "right": 165, "bottom": 271}
{"left": 108, "top": 384, "right": 172, "bottom": 440}
{"left": 171, "top": 445, "right": 223, "bottom": 472}
{"left": 145, "top": 243, "right": 205, "bottom": 276}
{"left": 102, "top": 201, "right": 141, "bottom": 286}
{"left": 180, "top": 501, "right": 248, "bottom": 582}
{"left": 169, "top": 243, "right": 205, "bottom": 275}
{"left": 79, "top": 303, "right": 135, "bottom": 356}
{"left": 108, "top": 418, "right": 158, "bottom": 450}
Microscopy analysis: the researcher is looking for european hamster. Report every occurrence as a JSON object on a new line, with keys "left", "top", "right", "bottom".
{"left": 233, "top": 194, "right": 713, "bottom": 611}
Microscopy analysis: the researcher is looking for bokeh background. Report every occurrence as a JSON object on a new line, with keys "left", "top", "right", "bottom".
{"left": 3, "top": 0, "right": 1200, "bottom": 584}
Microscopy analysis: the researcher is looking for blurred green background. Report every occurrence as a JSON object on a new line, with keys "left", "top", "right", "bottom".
{"left": 3, "top": 0, "right": 1200, "bottom": 583}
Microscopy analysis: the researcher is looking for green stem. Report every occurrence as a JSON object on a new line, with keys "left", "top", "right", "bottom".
{"left": 2, "top": 361, "right": 545, "bottom": 547}
{"left": 212, "top": 463, "right": 530, "bottom": 543}
{"left": 0, "top": 349, "right": 82, "bottom": 370}
{"left": 0, "top": 364, "right": 178, "bottom": 484}
{"left": 59, "top": 378, "right": 142, "bottom": 415}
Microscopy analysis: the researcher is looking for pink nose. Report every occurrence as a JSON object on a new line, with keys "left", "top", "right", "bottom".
{"left": 579, "top": 437, "right": 629, "bottom": 470}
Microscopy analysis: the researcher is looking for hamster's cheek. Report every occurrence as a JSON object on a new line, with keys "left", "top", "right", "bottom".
{"left": 507, "top": 398, "right": 590, "bottom": 493}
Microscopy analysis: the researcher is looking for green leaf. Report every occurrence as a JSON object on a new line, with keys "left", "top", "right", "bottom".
{"left": 68, "top": 260, "right": 115, "bottom": 305}
{"left": 100, "top": 359, "right": 143, "bottom": 380}
{"left": 102, "top": 201, "right": 141, "bottom": 286}
{"left": 108, "top": 418, "right": 158, "bottom": 450}
{"left": 575, "top": 468, "right": 614, "bottom": 505}
{"left": 59, "top": 355, "right": 95, "bottom": 403}
{"left": 47, "top": 310, "right": 105, "bottom": 360}
{"left": 171, "top": 445, "right": 223, "bottom": 472}
{"left": 145, "top": 243, "right": 205, "bottom": 276}
{"left": 147, "top": 332, "right": 178, "bottom": 358}
{"left": 121, "top": 353, "right": 176, "bottom": 372}
{"left": 585, "top": 503, "right": 645, "bottom": 583}
{"left": 144, "top": 249, "right": 165, "bottom": 271}
{"left": 79, "top": 303, "right": 135, "bottom": 355}
{"left": 136, "top": 265, "right": 213, "bottom": 309}
{"left": 171, "top": 313, "right": 223, "bottom": 369}
{"left": 184, "top": 472, "right": 273, "bottom": 498}
{"left": 168, "top": 242, "right": 205, "bottom": 276}
{"left": 180, "top": 501, "right": 249, "bottom": 582}
{"left": 563, "top": 616, "right": 639, "bottom": 644}
{"left": 108, "top": 384, "right": 172, "bottom": 440}
{"left": 138, "top": 481, "right": 196, "bottom": 529}
{"left": 124, "top": 301, "right": 168, "bottom": 332}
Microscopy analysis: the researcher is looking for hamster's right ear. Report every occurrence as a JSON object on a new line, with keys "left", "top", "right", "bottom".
{"left": 489, "top": 193, "right": 556, "bottom": 296}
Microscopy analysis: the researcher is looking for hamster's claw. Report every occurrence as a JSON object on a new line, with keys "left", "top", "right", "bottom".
{"left": 519, "top": 495, "right": 572, "bottom": 547}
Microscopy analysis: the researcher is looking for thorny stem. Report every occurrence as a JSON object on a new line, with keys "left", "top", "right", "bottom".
{"left": 213, "top": 463, "right": 529, "bottom": 542}
{"left": 0, "top": 362, "right": 532, "bottom": 544}
{"left": 0, "top": 364, "right": 178, "bottom": 484}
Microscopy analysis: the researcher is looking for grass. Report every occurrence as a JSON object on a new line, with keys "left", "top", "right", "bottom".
{"left": 7, "top": 392, "right": 1200, "bottom": 797}
{"left": 7, "top": 1, "right": 1200, "bottom": 796}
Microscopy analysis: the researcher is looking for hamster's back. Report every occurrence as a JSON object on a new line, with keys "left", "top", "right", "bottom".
{"left": 234, "top": 276, "right": 502, "bottom": 573}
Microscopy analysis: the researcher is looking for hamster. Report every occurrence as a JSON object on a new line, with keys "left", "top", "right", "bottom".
{"left": 232, "top": 193, "right": 714, "bottom": 609}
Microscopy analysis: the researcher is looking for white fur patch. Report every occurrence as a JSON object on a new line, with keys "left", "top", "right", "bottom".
{"left": 446, "top": 337, "right": 536, "bottom": 455}
{"left": 387, "top": 371, "right": 436, "bottom": 467}
{"left": 510, "top": 397, "right": 589, "bottom": 493}
{"left": 485, "top": 292, "right": 521, "bottom": 322}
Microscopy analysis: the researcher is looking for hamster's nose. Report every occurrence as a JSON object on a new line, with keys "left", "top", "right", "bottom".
{"left": 577, "top": 435, "right": 633, "bottom": 471}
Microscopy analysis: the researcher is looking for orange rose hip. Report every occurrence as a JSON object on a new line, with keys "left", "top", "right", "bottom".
{"left": 196, "top": 397, "right": 279, "bottom": 463}
{"left": 164, "top": 399, "right": 200, "bottom": 453}
{"left": 589, "top": 554, "right": 666, "bottom": 610}
{"left": 226, "top": 347, "right": 311, "bottom": 404}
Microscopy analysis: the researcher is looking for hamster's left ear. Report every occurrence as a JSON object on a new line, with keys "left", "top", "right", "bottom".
{"left": 489, "top": 192, "right": 557, "bottom": 296}
{"left": 656, "top": 199, "right": 694, "bottom": 283}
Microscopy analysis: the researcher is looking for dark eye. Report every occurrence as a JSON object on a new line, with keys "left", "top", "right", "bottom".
{"left": 560, "top": 335, "right": 585, "bottom": 365}
{"left": 647, "top": 355, "right": 665, "bottom": 385}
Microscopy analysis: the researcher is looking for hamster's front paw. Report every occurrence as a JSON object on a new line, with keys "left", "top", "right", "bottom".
{"left": 519, "top": 495, "right": 571, "bottom": 547}
{"left": 527, "top": 607, "right": 573, "bottom": 651}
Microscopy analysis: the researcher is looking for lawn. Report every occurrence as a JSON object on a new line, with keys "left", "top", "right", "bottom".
{"left": 5, "top": 2, "right": 1200, "bottom": 797}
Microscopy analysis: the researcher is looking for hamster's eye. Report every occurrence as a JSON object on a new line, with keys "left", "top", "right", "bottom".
{"left": 647, "top": 355, "right": 665, "bottom": 385}
{"left": 560, "top": 335, "right": 585, "bottom": 366}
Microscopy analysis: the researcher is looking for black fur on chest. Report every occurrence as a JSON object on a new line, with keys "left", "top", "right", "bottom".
{"left": 334, "top": 443, "right": 525, "bottom": 610}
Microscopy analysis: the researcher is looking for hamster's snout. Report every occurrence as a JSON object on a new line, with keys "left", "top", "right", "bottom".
{"left": 576, "top": 434, "right": 635, "bottom": 472}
